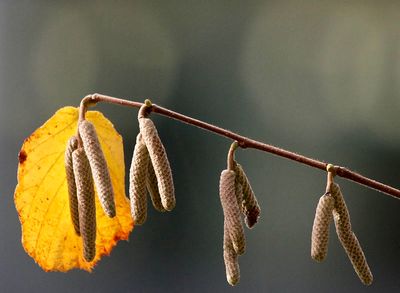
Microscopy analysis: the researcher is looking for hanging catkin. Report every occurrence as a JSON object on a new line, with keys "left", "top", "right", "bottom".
{"left": 146, "top": 160, "right": 166, "bottom": 212}
{"left": 234, "top": 170, "right": 243, "bottom": 208}
{"left": 331, "top": 183, "right": 373, "bottom": 286}
{"left": 234, "top": 163, "right": 261, "bottom": 229}
{"left": 139, "top": 116, "right": 175, "bottom": 211}
{"left": 223, "top": 220, "right": 240, "bottom": 286}
{"left": 79, "top": 120, "right": 115, "bottom": 218}
{"left": 129, "top": 133, "right": 149, "bottom": 225}
{"left": 65, "top": 136, "right": 80, "bottom": 235}
{"left": 311, "top": 193, "right": 334, "bottom": 262}
{"left": 72, "top": 148, "right": 96, "bottom": 262}
{"left": 219, "top": 169, "right": 245, "bottom": 255}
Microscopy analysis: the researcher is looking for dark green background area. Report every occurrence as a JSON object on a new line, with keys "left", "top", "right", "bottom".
{"left": 1, "top": 1, "right": 399, "bottom": 292}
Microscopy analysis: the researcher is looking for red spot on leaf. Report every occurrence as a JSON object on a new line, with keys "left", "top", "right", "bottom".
{"left": 19, "top": 150, "right": 27, "bottom": 164}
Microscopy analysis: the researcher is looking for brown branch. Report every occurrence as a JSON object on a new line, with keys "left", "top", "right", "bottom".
{"left": 79, "top": 93, "right": 400, "bottom": 200}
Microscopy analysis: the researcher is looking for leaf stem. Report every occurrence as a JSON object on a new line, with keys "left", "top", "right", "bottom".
{"left": 80, "top": 93, "right": 400, "bottom": 200}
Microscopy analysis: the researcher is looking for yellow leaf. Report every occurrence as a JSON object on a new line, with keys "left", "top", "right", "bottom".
{"left": 14, "top": 107, "right": 134, "bottom": 272}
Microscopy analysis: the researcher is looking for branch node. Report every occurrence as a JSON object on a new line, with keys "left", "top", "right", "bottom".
{"left": 144, "top": 99, "right": 153, "bottom": 107}
{"left": 326, "top": 164, "right": 337, "bottom": 176}
{"left": 138, "top": 100, "right": 153, "bottom": 118}
{"left": 237, "top": 140, "right": 247, "bottom": 149}
{"left": 79, "top": 94, "right": 100, "bottom": 122}
{"left": 325, "top": 164, "right": 337, "bottom": 194}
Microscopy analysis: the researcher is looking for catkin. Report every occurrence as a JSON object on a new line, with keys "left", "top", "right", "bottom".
{"left": 65, "top": 136, "right": 80, "bottom": 235}
{"left": 235, "top": 163, "right": 261, "bottom": 229}
{"left": 223, "top": 220, "right": 240, "bottom": 286}
{"left": 129, "top": 134, "right": 149, "bottom": 225}
{"left": 234, "top": 172, "right": 243, "bottom": 208}
{"left": 79, "top": 120, "right": 115, "bottom": 218}
{"left": 331, "top": 183, "right": 373, "bottom": 286}
{"left": 146, "top": 160, "right": 166, "bottom": 212}
{"left": 139, "top": 117, "right": 175, "bottom": 211}
{"left": 219, "top": 170, "right": 245, "bottom": 255}
{"left": 311, "top": 193, "right": 334, "bottom": 262}
{"left": 72, "top": 148, "right": 96, "bottom": 262}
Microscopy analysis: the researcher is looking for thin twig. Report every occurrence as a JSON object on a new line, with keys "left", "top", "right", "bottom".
{"left": 79, "top": 93, "right": 400, "bottom": 200}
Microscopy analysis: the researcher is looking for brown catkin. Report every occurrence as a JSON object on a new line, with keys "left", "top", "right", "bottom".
{"left": 331, "top": 183, "right": 373, "bottom": 286}
{"left": 146, "top": 160, "right": 166, "bottom": 212}
{"left": 65, "top": 136, "right": 80, "bottom": 236}
{"left": 219, "top": 170, "right": 245, "bottom": 255}
{"left": 129, "top": 134, "right": 149, "bottom": 225}
{"left": 223, "top": 220, "right": 240, "bottom": 286}
{"left": 311, "top": 193, "right": 334, "bottom": 262}
{"left": 72, "top": 148, "right": 96, "bottom": 262}
{"left": 234, "top": 172, "right": 243, "bottom": 208}
{"left": 139, "top": 117, "right": 175, "bottom": 211}
{"left": 235, "top": 163, "right": 261, "bottom": 229}
{"left": 79, "top": 120, "right": 115, "bottom": 218}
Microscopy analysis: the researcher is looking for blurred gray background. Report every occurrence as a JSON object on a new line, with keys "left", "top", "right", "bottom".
{"left": 1, "top": 0, "right": 400, "bottom": 292}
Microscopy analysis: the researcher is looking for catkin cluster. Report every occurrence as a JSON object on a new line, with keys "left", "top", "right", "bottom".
{"left": 129, "top": 101, "right": 175, "bottom": 225}
{"left": 64, "top": 120, "right": 116, "bottom": 262}
{"left": 61, "top": 101, "right": 376, "bottom": 287}
{"left": 311, "top": 172, "right": 373, "bottom": 285}
{"left": 219, "top": 143, "right": 261, "bottom": 286}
